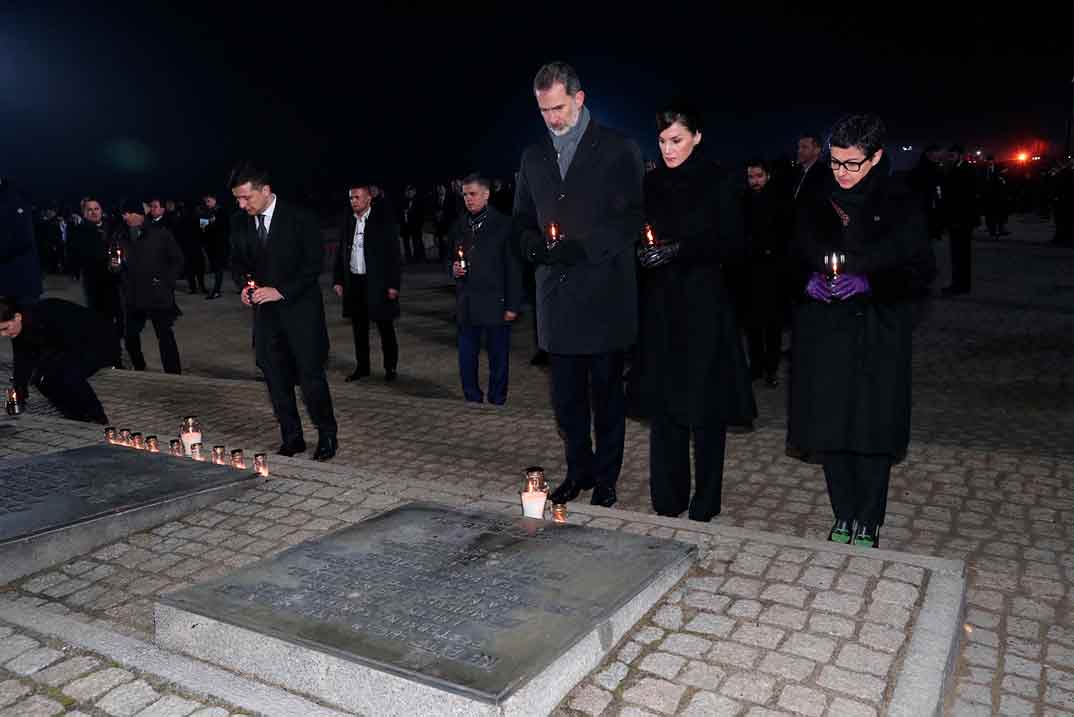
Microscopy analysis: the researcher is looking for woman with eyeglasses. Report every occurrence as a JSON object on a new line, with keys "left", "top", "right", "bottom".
{"left": 787, "top": 114, "right": 935, "bottom": 548}
{"left": 634, "top": 103, "right": 756, "bottom": 522}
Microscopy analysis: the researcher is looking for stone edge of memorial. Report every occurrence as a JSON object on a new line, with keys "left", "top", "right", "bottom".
{"left": 0, "top": 477, "right": 258, "bottom": 585}
{"left": 153, "top": 523, "right": 697, "bottom": 717}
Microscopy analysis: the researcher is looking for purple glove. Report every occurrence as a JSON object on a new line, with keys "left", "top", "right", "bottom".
{"left": 831, "top": 273, "right": 870, "bottom": 300}
{"left": 805, "top": 273, "right": 832, "bottom": 303}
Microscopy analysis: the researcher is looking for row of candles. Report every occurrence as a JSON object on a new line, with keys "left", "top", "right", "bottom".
{"left": 522, "top": 467, "right": 567, "bottom": 523}
{"left": 104, "top": 416, "right": 268, "bottom": 477}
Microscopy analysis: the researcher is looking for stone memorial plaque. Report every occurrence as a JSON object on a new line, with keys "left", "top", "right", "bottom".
{"left": 157, "top": 501, "right": 696, "bottom": 717}
{"left": 0, "top": 445, "right": 257, "bottom": 583}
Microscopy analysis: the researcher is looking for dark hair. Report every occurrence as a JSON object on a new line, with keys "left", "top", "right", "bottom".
{"left": 147, "top": 196, "right": 163, "bottom": 206}
{"left": 533, "top": 61, "right": 581, "bottom": 95}
{"left": 228, "top": 161, "right": 271, "bottom": 190}
{"left": 798, "top": 133, "right": 823, "bottom": 147}
{"left": 745, "top": 158, "right": 770, "bottom": 174}
{"left": 81, "top": 196, "right": 101, "bottom": 207}
{"left": 828, "top": 114, "right": 886, "bottom": 157}
{"left": 656, "top": 103, "right": 703, "bottom": 135}
{"left": 347, "top": 182, "right": 372, "bottom": 193}
{"left": 461, "top": 173, "right": 490, "bottom": 190}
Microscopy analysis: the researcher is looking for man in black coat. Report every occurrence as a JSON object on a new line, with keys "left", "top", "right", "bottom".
{"left": 743, "top": 160, "right": 793, "bottom": 386}
{"left": 229, "top": 162, "right": 338, "bottom": 461}
{"left": 514, "top": 62, "right": 644, "bottom": 507}
{"left": 792, "top": 133, "right": 828, "bottom": 203}
{"left": 941, "top": 145, "right": 979, "bottom": 295}
{"left": 114, "top": 201, "right": 184, "bottom": 374}
{"left": 450, "top": 173, "right": 522, "bottom": 404}
{"left": 1, "top": 297, "right": 113, "bottom": 424}
{"left": 398, "top": 184, "right": 425, "bottom": 263}
{"left": 198, "top": 194, "right": 230, "bottom": 299}
{"left": 0, "top": 177, "right": 43, "bottom": 405}
{"left": 332, "top": 183, "right": 402, "bottom": 382}
{"left": 67, "top": 197, "right": 124, "bottom": 367}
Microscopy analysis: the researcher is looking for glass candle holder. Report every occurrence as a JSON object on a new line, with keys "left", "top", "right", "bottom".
{"left": 211, "top": 445, "right": 227, "bottom": 465}
{"left": 5, "top": 386, "right": 20, "bottom": 416}
{"left": 131, "top": 432, "right": 145, "bottom": 450}
{"left": 545, "top": 222, "right": 562, "bottom": 249}
{"left": 179, "top": 416, "right": 202, "bottom": 456}
{"left": 253, "top": 453, "right": 268, "bottom": 477}
{"left": 104, "top": 426, "right": 118, "bottom": 444}
{"left": 524, "top": 466, "right": 548, "bottom": 493}
{"left": 145, "top": 435, "right": 160, "bottom": 453}
{"left": 230, "top": 449, "right": 246, "bottom": 469}
{"left": 169, "top": 439, "right": 183, "bottom": 456}
{"left": 190, "top": 442, "right": 204, "bottom": 461}
{"left": 118, "top": 428, "right": 132, "bottom": 446}
{"left": 552, "top": 503, "right": 568, "bottom": 523}
{"left": 642, "top": 223, "right": 658, "bottom": 248}
{"left": 823, "top": 253, "right": 846, "bottom": 288}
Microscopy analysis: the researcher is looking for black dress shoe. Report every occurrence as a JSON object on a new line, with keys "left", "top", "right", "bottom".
{"left": 852, "top": 523, "right": 879, "bottom": 549}
{"left": 385, "top": 369, "right": 397, "bottom": 382}
{"left": 549, "top": 479, "right": 593, "bottom": 504}
{"left": 312, "top": 435, "right": 338, "bottom": 461}
{"left": 529, "top": 351, "right": 550, "bottom": 366}
{"left": 345, "top": 370, "right": 370, "bottom": 382}
{"left": 277, "top": 439, "right": 307, "bottom": 457}
{"left": 590, "top": 485, "right": 617, "bottom": 508}
{"left": 828, "top": 519, "right": 852, "bottom": 544}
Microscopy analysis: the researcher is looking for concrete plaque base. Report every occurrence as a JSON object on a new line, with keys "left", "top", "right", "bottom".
{"left": 157, "top": 501, "right": 696, "bottom": 716}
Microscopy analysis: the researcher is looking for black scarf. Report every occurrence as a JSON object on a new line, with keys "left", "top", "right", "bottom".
{"left": 467, "top": 207, "right": 488, "bottom": 232}
{"left": 828, "top": 153, "right": 890, "bottom": 253}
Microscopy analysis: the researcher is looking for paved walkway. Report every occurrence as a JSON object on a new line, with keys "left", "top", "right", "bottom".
{"left": 1, "top": 216, "right": 1071, "bottom": 716}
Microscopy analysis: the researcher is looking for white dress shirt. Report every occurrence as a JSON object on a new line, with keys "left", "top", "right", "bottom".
{"left": 258, "top": 194, "right": 278, "bottom": 234}
{"left": 349, "top": 207, "right": 371, "bottom": 275}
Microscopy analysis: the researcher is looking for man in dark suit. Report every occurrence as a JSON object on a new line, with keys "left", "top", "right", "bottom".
{"left": 332, "top": 183, "right": 401, "bottom": 382}
{"left": 793, "top": 133, "right": 828, "bottom": 203}
{"left": 66, "top": 197, "right": 124, "bottom": 368}
{"left": 450, "top": 173, "right": 522, "bottom": 404}
{"left": 398, "top": 184, "right": 425, "bottom": 263}
{"left": 229, "top": 162, "right": 338, "bottom": 461}
{"left": 514, "top": 61, "right": 644, "bottom": 508}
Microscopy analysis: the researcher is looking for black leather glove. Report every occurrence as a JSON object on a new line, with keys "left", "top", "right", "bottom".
{"left": 639, "top": 242, "right": 680, "bottom": 269}
{"left": 548, "top": 239, "right": 587, "bottom": 265}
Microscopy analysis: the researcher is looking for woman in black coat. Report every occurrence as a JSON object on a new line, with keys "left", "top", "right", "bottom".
{"left": 788, "top": 114, "right": 935, "bottom": 548}
{"left": 635, "top": 105, "right": 756, "bottom": 522}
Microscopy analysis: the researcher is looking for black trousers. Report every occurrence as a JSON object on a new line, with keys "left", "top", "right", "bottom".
{"left": 403, "top": 227, "right": 425, "bottom": 263}
{"left": 125, "top": 308, "right": 181, "bottom": 374}
{"left": 747, "top": 321, "right": 782, "bottom": 376}
{"left": 550, "top": 351, "right": 625, "bottom": 489}
{"left": 948, "top": 226, "right": 972, "bottom": 292}
{"left": 84, "top": 279, "right": 124, "bottom": 365}
{"left": 36, "top": 350, "right": 109, "bottom": 424}
{"left": 347, "top": 275, "right": 398, "bottom": 373}
{"left": 822, "top": 452, "right": 893, "bottom": 526}
{"left": 255, "top": 306, "right": 337, "bottom": 443}
{"left": 650, "top": 415, "right": 727, "bottom": 521}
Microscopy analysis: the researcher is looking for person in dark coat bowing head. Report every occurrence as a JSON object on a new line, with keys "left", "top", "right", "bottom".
{"left": 450, "top": 173, "right": 523, "bottom": 404}
{"left": 333, "top": 182, "right": 402, "bottom": 383}
{"left": 514, "top": 61, "right": 645, "bottom": 508}
{"left": 788, "top": 114, "right": 935, "bottom": 549}
{"left": 636, "top": 104, "right": 757, "bottom": 523}
{"left": 229, "top": 161, "right": 339, "bottom": 461}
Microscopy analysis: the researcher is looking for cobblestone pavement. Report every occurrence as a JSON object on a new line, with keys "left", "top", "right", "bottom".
{"left": 1, "top": 216, "right": 1071, "bottom": 715}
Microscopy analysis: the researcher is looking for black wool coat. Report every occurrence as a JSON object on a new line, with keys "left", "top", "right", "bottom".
{"left": 787, "top": 158, "right": 936, "bottom": 463}
{"left": 513, "top": 119, "right": 644, "bottom": 354}
{"left": 115, "top": 223, "right": 184, "bottom": 312}
{"left": 635, "top": 154, "right": 757, "bottom": 427}
{"left": 450, "top": 207, "right": 522, "bottom": 327}
{"left": 332, "top": 205, "right": 402, "bottom": 322}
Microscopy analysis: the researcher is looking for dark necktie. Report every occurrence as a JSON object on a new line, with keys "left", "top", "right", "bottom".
{"left": 256, "top": 214, "right": 268, "bottom": 246}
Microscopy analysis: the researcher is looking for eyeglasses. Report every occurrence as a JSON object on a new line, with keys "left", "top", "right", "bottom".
{"left": 829, "top": 155, "right": 873, "bottom": 173}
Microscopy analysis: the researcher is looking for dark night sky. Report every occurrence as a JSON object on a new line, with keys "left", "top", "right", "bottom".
{"left": 2, "top": 2, "right": 1070, "bottom": 204}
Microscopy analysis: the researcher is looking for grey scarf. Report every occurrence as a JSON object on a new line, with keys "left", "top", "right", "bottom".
{"left": 550, "top": 105, "right": 591, "bottom": 179}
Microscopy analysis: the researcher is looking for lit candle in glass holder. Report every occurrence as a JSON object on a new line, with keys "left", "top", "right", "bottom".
{"left": 169, "top": 439, "right": 183, "bottom": 456}
{"left": 104, "top": 426, "right": 117, "bottom": 444}
{"left": 118, "top": 428, "right": 132, "bottom": 446}
{"left": 179, "top": 416, "right": 202, "bottom": 456}
{"left": 244, "top": 274, "right": 257, "bottom": 305}
{"left": 253, "top": 453, "right": 268, "bottom": 477}
{"left": 520, "top": 466, "right": 549, "bottom": 519}
{"left": 456, "top": 244, "right": 467, "bottom": 273}
{"left": 131, "top": 432, "right": 145, "bottom": 450}
{"left": 190, "top": 442, "right": 204, "bottom": 461}
{"left": 230, "top": 449, "right": 246, "bottom": 469}
{"left": 544, "top": 222, "right": 562, "bottom": 250}
{"left": 552, "top": 503, "right": 568, "bottom": 523}
{"left": 642, "top": 223, "right": 658, "bottom": 249}
{"left": 823, "top": 253, "right": 846, "bottom": 288}
{"left": 107, "top": 244, "right": 125, "bottom": 273}
{"left": 145, "top": 435, "right": 160, "bottom": 453}
{"left": 211, "top": 445, "right": 227, "bottom": 465}
{"left": 5, "top": 386, "right": 20, "bottom": 416}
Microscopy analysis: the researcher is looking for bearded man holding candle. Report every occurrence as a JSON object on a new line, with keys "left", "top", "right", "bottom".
{"left": 788, "top": 114, "right": 935, "bottom": 549}
{"left": 513, "top": 61, "right": 644, "bottom": 508}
